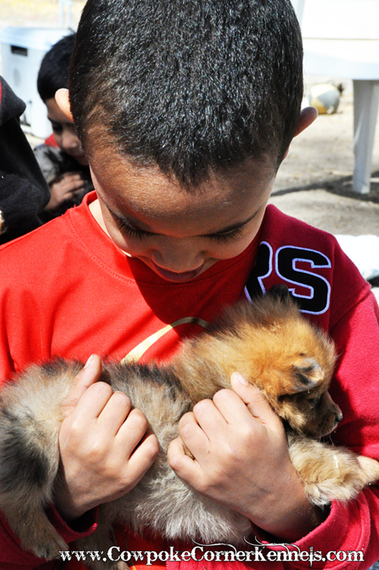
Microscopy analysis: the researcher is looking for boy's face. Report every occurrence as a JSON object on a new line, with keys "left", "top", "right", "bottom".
{"left": 88, "top": 146, "right": 276, "bottom": 283}
{"left": 45, "top": 97, "right": 88, "bottom": 166}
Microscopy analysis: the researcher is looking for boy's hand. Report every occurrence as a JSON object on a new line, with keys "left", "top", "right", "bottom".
{"left": 45, "top": 172, "right": 86, "bottom": 211}
{"left": 54, "top": 355, "right": 159, "bottom": 522}
{"left": 168, "top": 372, "right": 326, "bottom": 542}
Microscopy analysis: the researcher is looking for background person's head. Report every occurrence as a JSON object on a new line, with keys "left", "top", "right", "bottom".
{"left": 38, "top": 33, "right": 87, "bottom": 165}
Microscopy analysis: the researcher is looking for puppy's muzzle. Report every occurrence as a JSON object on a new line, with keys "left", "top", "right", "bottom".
{"left": 325, "top": 391, "right": 343, "bottom": 433}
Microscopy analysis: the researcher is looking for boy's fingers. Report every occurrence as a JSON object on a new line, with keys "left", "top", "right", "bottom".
{"left": 230, "top": 372, "right": 283, "bottom": 434}
{"left": 62, "top": 354, "right": 103, "bottom": 417}
{"left": 167, "top": 436, "right": 200, "bottom": 478}
{"left": 126, "top": 431, "right": 159, "bottom": 478}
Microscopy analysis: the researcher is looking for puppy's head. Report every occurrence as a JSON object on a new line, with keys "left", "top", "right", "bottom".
{"left": 271, "top": 359, "right": 343, "bottom": 438}
{"left": 258, "top": 319, "right": 342, "bottom": 438}
{"left": 236, "top": 291, "right": 342, "bottom": 438}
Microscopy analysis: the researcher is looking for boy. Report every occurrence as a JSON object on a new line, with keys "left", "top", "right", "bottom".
{"left": 1, "top": 0, "right": 379, "bottom": 568}
{"left": 34, "top": 33, "right": 92, "bottom": 221}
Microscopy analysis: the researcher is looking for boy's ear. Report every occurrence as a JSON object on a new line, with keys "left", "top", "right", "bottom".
{"left": 283, "top": 106, "right": 318, "bottom": 159}
{"left": 55, "top": 88, "right": 74, "bottom": 122}
{"left": 293, "top": 106, "right": 318, "bottom": 138}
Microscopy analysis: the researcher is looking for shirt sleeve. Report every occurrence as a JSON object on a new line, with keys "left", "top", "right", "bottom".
{"left": 257, "top": 289, "right": 379, "bottom": 568}
{"left": 0, "top": 505, "right": 98, "bottom": 569}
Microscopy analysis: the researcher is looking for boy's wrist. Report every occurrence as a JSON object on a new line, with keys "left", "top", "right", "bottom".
{"left": 247, "top": 471, "right": 330, "bottom": 542}
{"left": 259, "top": 503, "right": 330, "bottom": 543}
{"left": 53, "top": 478, "right": 87, "bottom": 523}
{"left": 45, "top": 502, "right": 98, "bottom": 542}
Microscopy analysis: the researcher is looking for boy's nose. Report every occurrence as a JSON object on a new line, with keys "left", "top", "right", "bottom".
{"left": 151, "top": 242, "right": 204, "bottom": 273}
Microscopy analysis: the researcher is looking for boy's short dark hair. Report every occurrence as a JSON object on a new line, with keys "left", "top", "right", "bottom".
{"left": 69, "top": 0, "right": 303, "bottom": 186}
{"left": 38, "top": 33, "right": 76, "bottom": 102}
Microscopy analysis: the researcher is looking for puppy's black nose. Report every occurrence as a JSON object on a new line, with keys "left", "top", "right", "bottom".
{"left": 335, "top": 409, "right": 343, "bottom": 423}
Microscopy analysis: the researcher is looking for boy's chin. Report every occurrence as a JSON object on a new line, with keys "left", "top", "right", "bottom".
{"left": 144, "top": 259, "right": 209, "bottom": 283}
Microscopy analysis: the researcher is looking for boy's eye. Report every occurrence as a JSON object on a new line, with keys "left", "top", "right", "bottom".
{"left": 116, "top": 219, "right": 153, "bottom": 240}
{"left": 209, "top": 226, "right": 244, "bottom": 243}
{"left": 51, "top": 123, "right": 63, "bottom": 134}
{"left": 113, "top": 208, "right": 246, "bottom": 243}
{"left": 116, "top": 221, "right": 245, "bottom": 243}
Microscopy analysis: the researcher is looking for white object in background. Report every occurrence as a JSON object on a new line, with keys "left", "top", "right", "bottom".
{"left": 335, "top": 235, "right": 379, "bottom": 281}
{"left": 290, "top": 0, "right": 379, "bottom": 195}
{"left": 308, "top": 83, "right": 341, "bottom": 115}
{"left": 290, "top": 0, "right": 305, "bottom": 23}
{"left": 0, "top": 27, "right": 71, "bottom": 139}
{"left": 59, "top": 0, "right": 72, "bottom": 29}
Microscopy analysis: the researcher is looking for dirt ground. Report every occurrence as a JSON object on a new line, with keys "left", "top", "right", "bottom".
{"left": 271, "top": 92, "right": 379, "bottom": 236}
{"left": 1, "top": 0, "right": 379, "bottom": 237}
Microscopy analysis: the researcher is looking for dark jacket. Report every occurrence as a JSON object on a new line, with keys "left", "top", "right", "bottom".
{"left": 0, "top": 76, "right": 49, "bottom": 244}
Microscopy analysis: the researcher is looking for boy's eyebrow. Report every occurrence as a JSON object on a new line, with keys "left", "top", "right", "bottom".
{"left": 105, "top": 200, "right": 261, "bottom": 236}
{"left": 206, "top": 208, "right": 261, "bottom": 236}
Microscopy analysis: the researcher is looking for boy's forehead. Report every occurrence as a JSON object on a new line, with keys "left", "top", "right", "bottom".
{"left": 88, "top": 146, "right": 276, "bottom": 220}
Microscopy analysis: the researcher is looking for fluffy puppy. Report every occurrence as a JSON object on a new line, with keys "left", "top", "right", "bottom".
{"left": 0, "top": 292, "right": 378, "bottom": 569}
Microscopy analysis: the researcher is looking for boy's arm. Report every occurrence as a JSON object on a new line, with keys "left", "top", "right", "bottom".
{"left": 0, "top": 359, "right": 98, "bottom": 569}
{"left": 168, "top": 374, "right": 326, "bottom": 541}
{"left": 168, "top": 290, "right": 379, "bottom": 568}
{"left": 55, "top": 355, "right": 159, "bottom": 521}
{"left": 283, "top": 289, "right": 379, "bottom": 568}
{"left": 0, "top": 356, "right": 159, "bottom": 568}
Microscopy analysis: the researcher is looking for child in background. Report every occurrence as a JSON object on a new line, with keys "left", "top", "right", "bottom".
{"left": 34, "top": 33, "right": 93, "bottom": 221}
{"left": 1, "top": 0, "right": 379, "bottom": 568}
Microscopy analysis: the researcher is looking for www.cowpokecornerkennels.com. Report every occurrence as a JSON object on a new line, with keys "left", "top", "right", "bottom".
{"left": 59, "top": 540, "right": 365, "bottom": 566}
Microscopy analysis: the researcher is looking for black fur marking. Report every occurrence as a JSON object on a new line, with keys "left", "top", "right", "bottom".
{"left": 0, "top": 408, "right": 49, "bottom": 491}
{"left": 114, "top": 362, "right": 184, "bottom": 395}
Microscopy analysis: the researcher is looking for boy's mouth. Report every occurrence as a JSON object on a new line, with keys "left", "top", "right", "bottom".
{"left": 149, "top": 261, "right": 205, "bottom": 282}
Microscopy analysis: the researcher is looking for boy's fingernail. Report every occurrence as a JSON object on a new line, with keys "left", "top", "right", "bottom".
{"left": 231, "top": 372, "right": 249, "bottom": 385}
{"left": 84, "top": 354, "right": 95, "bottom": 368}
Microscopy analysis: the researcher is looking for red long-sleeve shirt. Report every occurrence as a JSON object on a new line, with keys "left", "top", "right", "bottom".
{"left": 1, "top": 194, "right": 378, "bottom": 569}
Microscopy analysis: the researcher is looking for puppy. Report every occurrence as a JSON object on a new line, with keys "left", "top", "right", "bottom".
{"left": 0, "top": 292, "right": 378, "bottom": 569}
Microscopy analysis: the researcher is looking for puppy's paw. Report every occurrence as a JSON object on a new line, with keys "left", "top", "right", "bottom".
{"left": 25, "top": 531, "right": 68, "bottom": 561}
{"left": 301, "top": 450, "right": 379, "bottom": 506}
{"left": 356, "top": 455, "right": 379, "bottom": 485}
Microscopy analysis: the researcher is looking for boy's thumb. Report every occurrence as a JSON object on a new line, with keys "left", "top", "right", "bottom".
{"left": 230, "top": 372, "right": 284, "bottom": 434}
{"left": 61, "top": 354, "right": 103, "bottom": 417}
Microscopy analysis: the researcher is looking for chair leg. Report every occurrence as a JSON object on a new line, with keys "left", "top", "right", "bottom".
{"left": 353, "top": 80, "right": 379, "bottom": 194}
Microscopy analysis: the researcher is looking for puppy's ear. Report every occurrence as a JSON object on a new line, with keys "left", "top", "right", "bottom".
{"left": 290, "top": 357, "right": 325, "bottom": 393}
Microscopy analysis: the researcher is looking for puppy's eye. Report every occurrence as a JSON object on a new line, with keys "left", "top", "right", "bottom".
{"left": 308, "top": 395, "right": 321, "bottom": 409}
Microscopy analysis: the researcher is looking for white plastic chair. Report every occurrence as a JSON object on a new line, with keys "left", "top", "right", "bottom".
{"left": 291, "top": 0, "right": 379, "bottom": 194}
